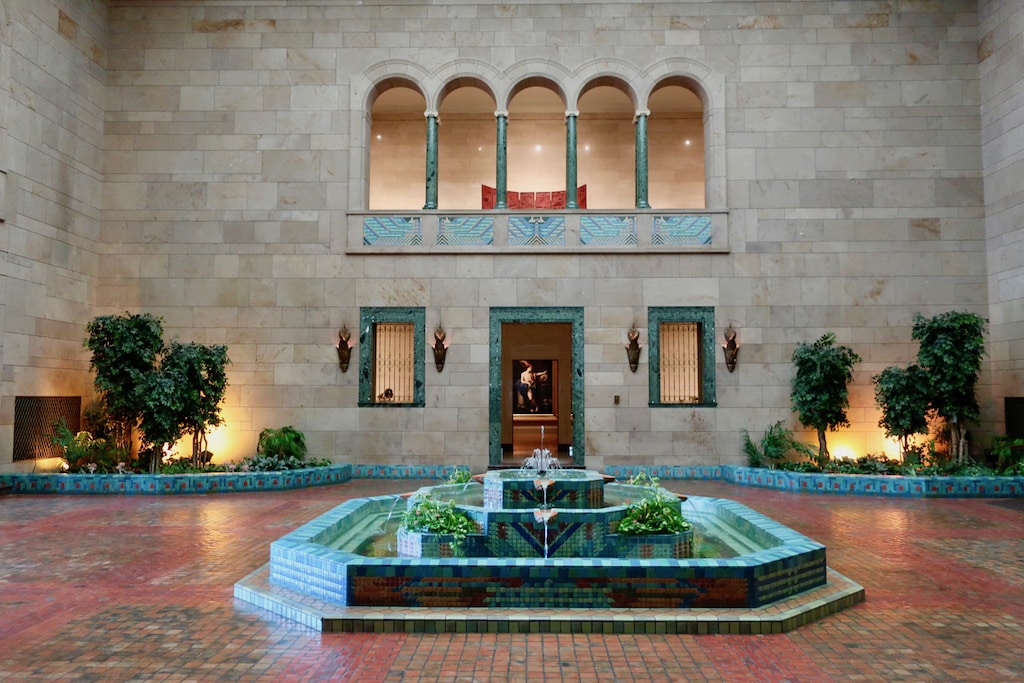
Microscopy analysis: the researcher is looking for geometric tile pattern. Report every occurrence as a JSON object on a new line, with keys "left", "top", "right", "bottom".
{"left": 508, "top": 215, "right": 565, "bottom": 246}
{"left": 266, "top": 493, "right": 828, "bottom": 609}
{"left": 580, "top": 215, "right": 637, "bottom": 246}
{"left": 437, "top": 215, "right": 493, "bottom": 245}
{"left": 3, "top": 464, "right": 1021, "bottom": 499}
{"left": 362, "top": 215, "right": 423, "bottom": 245}
{"left": 652, "top": 214, "right": 712, "bottom": 245}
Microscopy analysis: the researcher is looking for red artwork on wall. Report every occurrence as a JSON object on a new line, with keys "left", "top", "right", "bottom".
{"left": 481, "top": 186, "right": 587, "bottom": 209}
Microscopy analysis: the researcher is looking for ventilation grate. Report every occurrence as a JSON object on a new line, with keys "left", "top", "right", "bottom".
{"left": 13, "top": 396, "right": 81, "bottom": 461}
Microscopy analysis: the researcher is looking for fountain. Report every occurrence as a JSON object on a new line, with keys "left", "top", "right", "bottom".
{"left": 265, "top": 467, "right": 832, "bottom": 609}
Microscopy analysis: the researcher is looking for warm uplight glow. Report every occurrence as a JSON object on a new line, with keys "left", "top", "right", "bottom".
{"left": 376, "top": 134, "right": 382, "bottom": 140}
{"left": 200, "top": 426, "right": 248, "bottom": 465}
{"left": 684, "top": 139, "right": 691, "bottom": 146}
{"left": 534, "top": 144, "right": 542, "bottom": 152}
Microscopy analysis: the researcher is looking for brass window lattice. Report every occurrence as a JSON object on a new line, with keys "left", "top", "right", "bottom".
{"left": 373, "top": 322, "right": 415, "bottom": 403}
{"left": 659, "top": 322, "right": 702, "bottom": 404}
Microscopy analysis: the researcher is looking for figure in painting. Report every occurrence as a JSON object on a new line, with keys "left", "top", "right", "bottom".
{"left": 517, "top": 361, "right": 549, "bottom": 413}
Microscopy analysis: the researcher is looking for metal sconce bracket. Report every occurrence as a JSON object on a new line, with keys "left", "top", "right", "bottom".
{"left": 433, "top": 326, "right": 448, "bottom": 372}
{"left": 625, "top": 327, "right": 641, "bottom": 373}
{"left": 723, "top": 325, "right": 738, "bottom": 372}
{"left": 337, "top": 327, "right": 352, "bottom": 372}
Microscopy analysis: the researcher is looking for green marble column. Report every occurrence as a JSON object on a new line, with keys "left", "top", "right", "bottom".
{"left": 565, "top": 111, "right": 579, "bottom": 209}
{"left": 634, "top": 110, "right": 650, "bottom": 209}
{"left": 423, "top": 112, "right": 438, "bottom": 210}
{"left": 495, "top": 111, "right": 508, "bottom": 209}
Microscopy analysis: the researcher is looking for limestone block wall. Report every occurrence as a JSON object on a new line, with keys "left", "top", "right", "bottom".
{"left": 3, "top": 0, "right": 1011, "bottom": 471}
{"left": 94, "top": 0, "right": 991, "bottom": 470}
{"left": 0, "top": 0, "right": 108, "bottom": 470}
{"left": 980, "top": 0, "right": 1024, "bottom": 432}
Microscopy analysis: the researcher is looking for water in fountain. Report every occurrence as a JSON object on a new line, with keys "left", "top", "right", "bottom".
{"left": 520, "top": 425, "right": 561, "bottom": 474}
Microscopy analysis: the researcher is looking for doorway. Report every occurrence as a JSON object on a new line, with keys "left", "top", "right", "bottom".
{"left": 488, "top": 307, "right": 584, "bottom": 468}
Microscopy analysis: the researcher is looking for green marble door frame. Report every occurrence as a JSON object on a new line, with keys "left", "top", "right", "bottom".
{"left": 488, "top": 307, "right": 585, "bottom": 468}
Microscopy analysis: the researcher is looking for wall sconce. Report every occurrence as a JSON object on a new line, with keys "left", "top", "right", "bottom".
{"left": 625, "top": 326, "right": 641, "bottom": 373}
{"left": 433, "top": 325, "right": 448, "bottom": 372}
{"left": 723, "top": 325, "right": 739, "bottom": 372}
{"left": 336, "top": 327, "right": 352, "bottom": 372}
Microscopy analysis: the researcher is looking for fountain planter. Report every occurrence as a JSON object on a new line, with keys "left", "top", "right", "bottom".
{"left": 397, "top": 528, "right": 463, "bottom": 558}
{"left": 613, "top": 530, "right": 694, "bottom": 559}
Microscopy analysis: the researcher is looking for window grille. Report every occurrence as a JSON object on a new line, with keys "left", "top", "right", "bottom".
{"left": 374, "top": 322, "right": 415, "bottom": 403}
{"left": 659, "top": 322, "right": 701, "bottom": 403}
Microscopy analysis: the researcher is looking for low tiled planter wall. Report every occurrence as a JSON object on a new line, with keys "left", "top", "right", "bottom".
{"left": 0, "top": 464, "right": 353, "bottom": 495}
{"left": 605, "top": 464, "right": 1024, "bottom": 498}
{"left": 3, "top": 463, "right": 1022, "bottom": 497}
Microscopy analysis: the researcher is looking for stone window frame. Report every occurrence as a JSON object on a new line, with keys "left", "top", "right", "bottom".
{"left": 357, "top": 307, "right": 426, "bottom": 407}
{"left": 647, "top": 306, "right": 717, "bottom": 408}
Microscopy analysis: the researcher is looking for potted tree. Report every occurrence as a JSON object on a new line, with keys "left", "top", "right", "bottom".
{"left": 791, "top": 332, "right": 861, "bottom": 465}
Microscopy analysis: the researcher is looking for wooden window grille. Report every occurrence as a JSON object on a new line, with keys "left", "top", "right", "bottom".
{"left": 373, "top": 322, "right": 415, "bottom": 403}
{"left": 659, "top": 322, "right": 702, "bottom": 403}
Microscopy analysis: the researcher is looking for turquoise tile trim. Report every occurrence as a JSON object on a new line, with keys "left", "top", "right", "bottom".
{"left": 358, "top": 307, "right": 426, "bottom": 407}
{"left": 2, "top": 464, "right": 1021, "bottom": 498}
{"left": 604, "top": 465, "right": 1024, "bottom": 499}
{"left": 508, "top": 215, "right": 565, "bottom": 246}
{"left": 0, "top": 464, "right": 352, "bottom": 495}
{"left": 362, "top": 215, "right": 422, "bottom": 246}
{"left": 488, "top": 307, "right": 585, "bottom": 468}
{"left": 653, "top": 215, "right": 712, "bottom": 245}
{"left": 647, "top": 306, "right": 717, "bottom": 407}
{"left": 580, "top": 215, "right": 637, "bottom": 246}
{"left": 438, "top": 215, "right": 494, "bottom": 246}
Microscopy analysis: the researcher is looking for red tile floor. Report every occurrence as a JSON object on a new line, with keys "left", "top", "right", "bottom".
{"left": 1, "top": 478, "right": 1022, "bottom": 682}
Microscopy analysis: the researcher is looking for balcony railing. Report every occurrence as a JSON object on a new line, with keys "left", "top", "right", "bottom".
{"left": 347, "top": 210, "right": 729, "bottom": 254}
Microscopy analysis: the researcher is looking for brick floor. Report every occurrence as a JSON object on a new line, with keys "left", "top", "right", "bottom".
{"left": 0, "top": 478, "right": 1022, "bottom": 682}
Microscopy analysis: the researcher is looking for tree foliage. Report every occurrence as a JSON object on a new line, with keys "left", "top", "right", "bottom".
{"left": 873, "top": 364, "right": 930, "bottom": 458}
{"left": 912, "top": 311, "right": 987, "bottom": 463}
{"left": 791, "top": 332, "right": 862, "bottom": 463}
{"left": 158, "top": 342, "right": 230, "bottom": 466}
{"left": 84, "top": 313, "right": 164, "bottom": 451}
{"left": 84, "top": 313, "right": 230, "bottom": 471}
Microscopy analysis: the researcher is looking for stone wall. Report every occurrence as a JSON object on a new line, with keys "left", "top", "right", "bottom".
{"left": 980, "top": 0, "right": 1024, "bottom": 433}
{"left": 2, "top": 0, "right": 1015, "bottom": 471}
{"left": 0, "top": 0, "right": 108, "bottom": 470}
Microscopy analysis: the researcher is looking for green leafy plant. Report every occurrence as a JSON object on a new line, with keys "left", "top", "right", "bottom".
{"left": 991, "top": 435, "right": 1024, "bottom": 475}
{"left": 159, "top": 342, "right": 230, "bottom": 467}
{"left": 50, "top": 418, "right": 128, "bottom": 474}
{"left": 617, "top": 491, "right": 692, "bottom": 536}
{"left": 742, "top": 421, "right": 817, "bottom": 468}
{"left": 791, "top": 332, "right": 862, "bottom": 465}
{"left": 257, "top": 426, "right": 307, "bottom": 459}
{"left": 873, "top": 364, "right": 930, "bottom": 460}
{"left": 443, "top": 468, "right": 474, "bottom": 485}
{"left": 912, "top": 311, "right": 987, "bottom": 464}
{"left": 400, "top": 494, "right": 478, "bottom": 553}
{"left": 85, "top": 313, "right": 230, "bottom": 472}
{"left": 84, "top": 313, "right": 164, "bottom": 452}
{"left": 626, "top": 471, "right": 660, "bottom": 487}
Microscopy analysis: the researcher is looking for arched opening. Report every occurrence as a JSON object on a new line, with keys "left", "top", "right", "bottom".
{"left": 506, "top": 81, "right": 566, "bottom": 206}
{"left": 648, "top": 79, "right": 705, "bottom": 209}
{"left": 368, "top": 83, "right": 427, "bottom": 210}
{"left": 577, "top": 81, "right": 635, "bottom": 210}
{"left": 437, "top": 83, "right": 496, "bottom": 210}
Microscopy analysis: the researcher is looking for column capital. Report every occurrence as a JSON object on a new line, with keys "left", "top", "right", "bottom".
{"left": 633, "top": 109, "right": 651, "bottom": 121}
{"left": 565, "top": 110, "right": 579, "bottom": 118}
{"left": 494, "top": 110, "right": 509, "bottom": 118}
{"left": 424, "top": 110, "right": 439, "bottom": 119}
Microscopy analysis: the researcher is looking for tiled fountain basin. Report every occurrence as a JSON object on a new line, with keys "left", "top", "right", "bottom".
{"left": 268, "top": 490, "right": 826, "bottom": 609}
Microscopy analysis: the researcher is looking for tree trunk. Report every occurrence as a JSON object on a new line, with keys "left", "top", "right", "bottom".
{"left": 817, "top": 428, "right": 829, "bottom": 465}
